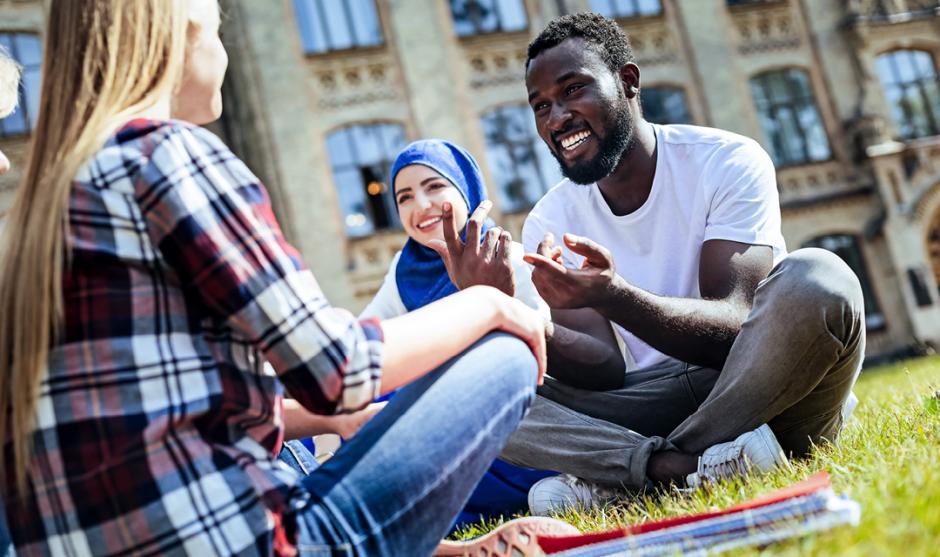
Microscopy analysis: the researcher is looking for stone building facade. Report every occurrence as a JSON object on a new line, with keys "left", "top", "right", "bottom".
{"left": 2, "top": 0, "right": 940, "bottom": 360}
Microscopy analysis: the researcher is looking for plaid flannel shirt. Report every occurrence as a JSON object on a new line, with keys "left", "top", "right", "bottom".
{"left": 4, "top": 119, "right": 384, "bottom": 556}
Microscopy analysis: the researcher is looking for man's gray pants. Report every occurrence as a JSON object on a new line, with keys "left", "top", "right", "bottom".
{"left": 500, "top": 248, "right": 866, "bottom": 489}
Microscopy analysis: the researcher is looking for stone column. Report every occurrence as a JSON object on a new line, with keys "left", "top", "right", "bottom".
{"left": 221, "top": 0, "right": 355, "bottom": 308}
{"left": 872, "top": 150, "right": 940, "bottom": 345}
{"left": 670, "top": 0, "right": 760, "bottom": 137}
{"left": 386, "top": 0, "right": 476, "bottom": 143}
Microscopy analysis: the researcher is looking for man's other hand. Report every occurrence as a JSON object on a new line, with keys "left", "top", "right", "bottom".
{"left": 523, "top": 232, "right": 617, "bottom": 309}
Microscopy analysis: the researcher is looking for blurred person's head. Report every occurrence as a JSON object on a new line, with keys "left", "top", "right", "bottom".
{"left": 0, "top": 47, "right": 21, "bottom": 175}
{"left": 0, "top": 0, "right": 228, "bottom": 493}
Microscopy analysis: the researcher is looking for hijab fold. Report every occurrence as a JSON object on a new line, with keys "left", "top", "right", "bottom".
{"left": 391, "top": 139, "right": 494, "bottom": 311}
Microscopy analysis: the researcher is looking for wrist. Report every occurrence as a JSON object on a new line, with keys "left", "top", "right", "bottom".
{"left": 592, "top": 274, "right": 625, "bottom": 314}
{"left": 465, "top": 284, "right": 508, "bottom": 329}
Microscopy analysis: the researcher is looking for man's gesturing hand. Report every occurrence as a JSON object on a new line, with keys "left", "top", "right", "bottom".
{"left": 523, "top": 232, "right": 617, "bottom": 309}
{"left": 427, "top": 200, "right": 516, "bottom": 296}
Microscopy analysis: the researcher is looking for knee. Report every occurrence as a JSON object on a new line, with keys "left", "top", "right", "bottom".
{"left": 766, "top": 248, "right": 865, "bottom": 330}
{"left": 475, "top": 332, "right": 538, "bottom": 400}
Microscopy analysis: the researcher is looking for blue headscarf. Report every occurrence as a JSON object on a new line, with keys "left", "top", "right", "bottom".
{"left": 391, "top": 139, "right": 494, "bottom": 311}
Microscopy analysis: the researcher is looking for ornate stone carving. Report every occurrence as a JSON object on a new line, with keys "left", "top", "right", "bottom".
{"left": 464, "top": 41, "right": 529, "bottom": 90}
{"left": 844, "top": 0, "right": 940, "bottom": 24}
{"left": 731, "top": 4, "right": 802, "bottom": 55}
{"left": 347, "top": 231, "right": 409, "bottom": 306}
{"left": 307, "top": 52, "right": 403, "bottom": 109}
{"left": 776, "top": 161, "right": 868, "bottom": 206}
{"left": 621, "top": 21, "right": 680, "bottom": 66}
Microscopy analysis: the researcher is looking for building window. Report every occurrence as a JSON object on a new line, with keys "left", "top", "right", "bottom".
{"left": 642, "top": 86, "right": 692, "bottom": 125}
{"left": 876, "top": 49, "right": 940, "bottom": 140}
{"left": 326, "top": 123, "right": 406, "bottom": 238}
{"left": 0, "top": 33, "right": 41, "bottom": 137}
{"left": 726, "top": 0, "right": 783, "bottom": 6}
{"left": 749, "top": 69, "right": 831, "bottom": 166}
{"left": 802, "top": 234, "right": 885, "bottom": 330}
{"left": 480, "top": 104, "right": 563, "bottom": 213}
{"left": 450, "top": 0, "right": 528, "bottom": 37}
{"left": 293, "top": 0, "right": 383, "bottom": 54}
{"left": 588, "top": 0, "right": 663, "bottom": 18}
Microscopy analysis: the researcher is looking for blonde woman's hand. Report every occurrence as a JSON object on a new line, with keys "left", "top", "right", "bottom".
{"left": 332, "top": 401, "right": 388, "bottom": 439}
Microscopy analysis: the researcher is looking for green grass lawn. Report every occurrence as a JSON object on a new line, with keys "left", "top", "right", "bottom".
{"left": 458, "top": 355, "right": 940, "bottom": 555}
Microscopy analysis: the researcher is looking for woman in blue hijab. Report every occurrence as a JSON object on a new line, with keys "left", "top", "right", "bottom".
{"left": 361, "top": 139, "right": 556, "bottom": 528}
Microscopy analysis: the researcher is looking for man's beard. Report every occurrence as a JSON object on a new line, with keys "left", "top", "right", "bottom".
{"left": 554, "top": 98, "right": 635, "bottom": 185}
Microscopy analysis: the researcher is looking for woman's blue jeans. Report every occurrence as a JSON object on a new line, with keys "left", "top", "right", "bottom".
{"left": 284, "top": 332, "right": 538, "bottom": 556}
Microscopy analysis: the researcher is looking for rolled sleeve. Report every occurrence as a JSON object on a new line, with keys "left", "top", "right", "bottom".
{"left": 138, "top": 122, "right": 383, "bottom": 414}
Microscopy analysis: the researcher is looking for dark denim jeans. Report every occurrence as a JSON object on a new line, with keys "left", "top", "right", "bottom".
{"left": 283, "top": 332, "right": 537, "bottom": 556}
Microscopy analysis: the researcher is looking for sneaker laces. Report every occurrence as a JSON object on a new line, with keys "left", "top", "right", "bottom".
{"left": 560, "top": 474, "right": 619, "bottom": 505}
{"left": 697, "top": 444, "right": 750, "bottom": 482}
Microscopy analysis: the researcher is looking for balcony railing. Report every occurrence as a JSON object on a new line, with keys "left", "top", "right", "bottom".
{"left": 843, "top": 0, "right": 940, "bottom": 24}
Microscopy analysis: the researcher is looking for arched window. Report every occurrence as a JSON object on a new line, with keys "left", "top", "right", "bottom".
{"left": 0, "top": 33, "right": 41, "bottom": 137}
{"left": 876, "top": 49, "right": 940, "bottom": 140}
{"left": 749, "top": 69, "right": 831, "bottom": 166}
{"left": 802, "top": 234, "right": 885, "bottom": 330}
{"left": 642, "top": 86, "right": 692, "bottom": 125}
{"left": 292, "top": 0, "right": 383, "bottom": 54}
{"left": 480, "top": 104, "right": 563, "bottom": 213}
{"left": 450, "top": 0, "right": 528, "bottom": 37}
{"left": 326, "top": 123, "right": 406, "bottom": 238}
{"left": 588, "top": 0, "right": 663, "bottom": 18}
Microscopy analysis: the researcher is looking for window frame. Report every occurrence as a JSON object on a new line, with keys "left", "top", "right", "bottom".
{"left": 801, "top": 233, "right": 886, "bottom": 332}
{"left": 479, "top": 102, "right": 563, "bottom": 214}
{"left": 749, "top": 67, "right": 832, "bottom": 167}
{"left": 449, "top": 0, "right": 529, "bottom": 38}
{"left": 875, "top": 48, "right": 940, "bottom": 141}
{"left": 640, "top": 84, "right": 694, "bottom": 125}
{"left": 587, "top": 0, "right": 664, "bottom": 19}
{"left": 325, "top": 122, "right": 407, "bottom": 238}
{"left": 292, "top": 0, "right": 385, "bottom": 55}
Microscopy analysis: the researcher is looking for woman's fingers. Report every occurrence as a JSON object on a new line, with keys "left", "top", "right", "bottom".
{"left": 497, "top": 229, "right": 513, "bottom": 267}
{"left": 482, "top": 227, "right": 500, "bottom": 262}
{"left": 440, "top": 202, "right": 464, "bottom": 256}
{"left": 465, "top": 200, "right": 492, "bottom": 253}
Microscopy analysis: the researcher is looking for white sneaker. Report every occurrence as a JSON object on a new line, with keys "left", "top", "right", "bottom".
{"left": 686, "top": 424, "right": 789, "bottom": 488}
{"left": 527, "top": 474, "right": 621, "bottom": 516}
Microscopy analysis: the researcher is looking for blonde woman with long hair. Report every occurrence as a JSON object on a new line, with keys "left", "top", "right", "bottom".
{"left": 0, "top": 1, "right": 577, "bottom": 555}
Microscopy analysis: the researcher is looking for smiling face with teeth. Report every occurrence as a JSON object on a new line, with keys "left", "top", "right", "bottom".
{"left": 526, "top": 37, "right": 637, "bottom": 185}
{"left": 394, "top": 164, "right": 470, "bottom": 247}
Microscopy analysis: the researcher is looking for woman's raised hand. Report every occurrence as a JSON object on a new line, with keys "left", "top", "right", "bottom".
{"left": 427, "top": 200, "right": 516, "bottom": 297}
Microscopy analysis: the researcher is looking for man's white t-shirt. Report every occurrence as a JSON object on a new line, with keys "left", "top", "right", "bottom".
{"left": 523, "top": 124, "right": 788, "bottom": 368}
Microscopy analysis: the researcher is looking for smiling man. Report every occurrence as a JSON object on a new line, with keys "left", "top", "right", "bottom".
{"left": 499, "top": 13, "right": 866, "bottom": 513}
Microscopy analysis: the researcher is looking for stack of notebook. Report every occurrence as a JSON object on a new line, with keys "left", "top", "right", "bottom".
{"left": 538, "top": 472, "right": 860, "bottom": 556}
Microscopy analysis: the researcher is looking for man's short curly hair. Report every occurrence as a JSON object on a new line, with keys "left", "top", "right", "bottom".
{"left": 526, "top": 12, "right": 635, "bottom": 73}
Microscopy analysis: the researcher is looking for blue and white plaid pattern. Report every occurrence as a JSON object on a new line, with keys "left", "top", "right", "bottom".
{"left": 4, "top": 119, "right": 384, "bottom": 556}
